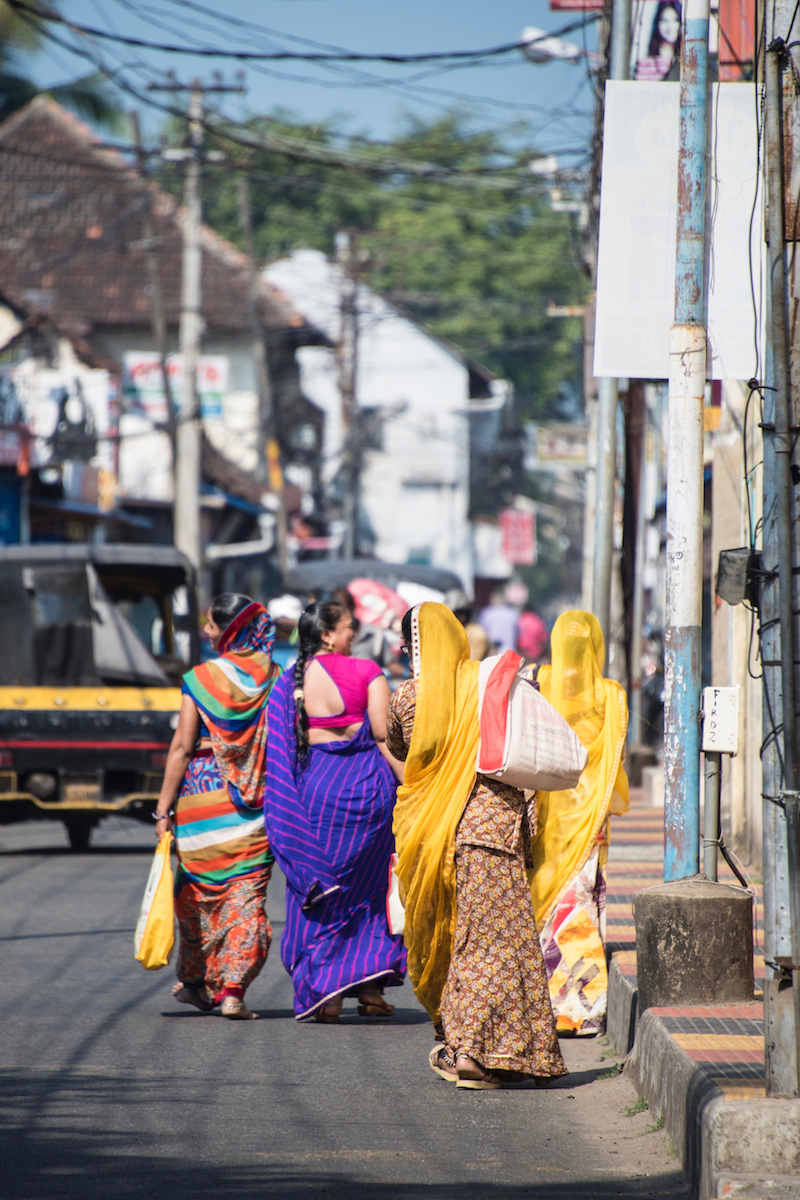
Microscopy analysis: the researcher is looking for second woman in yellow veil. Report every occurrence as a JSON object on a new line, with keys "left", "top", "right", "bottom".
{"left": 529, "top": 610, "right": 629, "bottom": 1035}
{"left": 387, "top": 602, "right": 566, "bottom": 1090}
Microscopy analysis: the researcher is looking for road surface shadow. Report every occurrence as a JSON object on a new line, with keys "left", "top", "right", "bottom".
{"left": 0, "top": 1068, "right": 690, "bottom": 1200}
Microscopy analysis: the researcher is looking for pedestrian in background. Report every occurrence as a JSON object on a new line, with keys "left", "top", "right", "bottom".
{"left": 388, "top": 602, "right": 567, "bottom": 1090}
{"left": 529, "top": 610, "right": 629, "bottom": 1035}
{"left": 154, "top": 594, "right": 281, "bottom": 1020}
{"left": 517, "top": 609, "right": 549, "bottom": 663}
{"left": 264, "top": 600, "right": 407, "bottom": 1022}
{"left": 445, "top": 587, "right": 490, "bottom": 661}
{"left": 478, "top": 590, "right": 520, "bottom": 654}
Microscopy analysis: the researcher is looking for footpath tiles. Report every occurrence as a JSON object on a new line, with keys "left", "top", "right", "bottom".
{"left": 606, "top": 791, "right": 766, "bottom": 1094}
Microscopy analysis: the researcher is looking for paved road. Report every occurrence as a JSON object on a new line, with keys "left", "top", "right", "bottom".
{"left": 0, "top": 818, "right": 690, "bottom": 1200}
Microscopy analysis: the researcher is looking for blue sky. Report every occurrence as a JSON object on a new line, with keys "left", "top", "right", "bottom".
{"left": 32, "top": 1, "right": 598, "bottom": 158}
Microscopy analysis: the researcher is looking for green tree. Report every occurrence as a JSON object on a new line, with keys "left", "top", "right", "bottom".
{"left": 0, "top": 0, "right": 122, "bottom": 127}
{"left": 165, "top": 109, "right": 586, "bottom": 423}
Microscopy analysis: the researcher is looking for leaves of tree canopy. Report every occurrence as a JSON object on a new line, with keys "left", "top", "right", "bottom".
{"left": 161, "top": 109, "right": 587, "bottom": 423}
{"left": 0, "top": 0, "right": 123, "bottom": 127}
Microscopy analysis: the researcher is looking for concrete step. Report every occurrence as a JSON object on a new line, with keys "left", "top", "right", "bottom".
{"left": 711, "top": 1173, "right": 800, "bottom": 1199}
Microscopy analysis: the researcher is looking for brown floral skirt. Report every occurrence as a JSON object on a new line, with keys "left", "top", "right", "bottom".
{"left": 441, "top": 843, "right": 568, "bottom": 1078}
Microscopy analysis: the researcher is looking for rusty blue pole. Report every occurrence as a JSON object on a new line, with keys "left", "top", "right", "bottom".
{"left": 663, "top": 0, "right": 709, "bottom": 881}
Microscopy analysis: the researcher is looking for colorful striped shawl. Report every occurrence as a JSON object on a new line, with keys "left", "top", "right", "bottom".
{"left": 174, "top": 754, "right": 272, "bottom": 884}
{"left": 183, "top": 648, "right": 281, "bottom": 810}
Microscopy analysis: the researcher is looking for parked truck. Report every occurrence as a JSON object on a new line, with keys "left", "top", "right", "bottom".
{"left": 0, "top": 544, "right": 199, "bottom": 848}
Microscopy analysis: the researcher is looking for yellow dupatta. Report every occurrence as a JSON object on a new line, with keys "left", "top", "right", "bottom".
{"left": 529, "top": 610, "right": 629, "bottom": 930}
{"left": 392, "top": 603, "right": 481, "bottom": 1022}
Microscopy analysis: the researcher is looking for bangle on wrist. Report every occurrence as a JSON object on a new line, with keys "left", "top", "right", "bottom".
{"left": 153, "top": 810, "right": 172, "bottom": 821}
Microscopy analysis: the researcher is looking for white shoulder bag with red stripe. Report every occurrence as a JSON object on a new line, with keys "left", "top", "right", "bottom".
{"left": 475, "top": 650, "right": 588, "bottom": 792}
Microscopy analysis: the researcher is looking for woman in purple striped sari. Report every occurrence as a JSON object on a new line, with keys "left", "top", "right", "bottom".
{"left": 264, "top": 601, "right": 407, "bottom": 1022}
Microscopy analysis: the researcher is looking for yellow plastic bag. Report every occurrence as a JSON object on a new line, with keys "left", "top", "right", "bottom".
{"left": 134, "top": 832, "right": 175, "bottom": 970}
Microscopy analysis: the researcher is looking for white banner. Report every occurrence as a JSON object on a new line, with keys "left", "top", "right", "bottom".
{"left": 594, "top": 82, "right": 764, "bottom": 382}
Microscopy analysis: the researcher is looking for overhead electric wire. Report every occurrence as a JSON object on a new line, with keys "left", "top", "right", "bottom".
{"left": 15, "top": 2, "right": 591, "bottom": 186}
{"left": 8, "top": 1, "right": 597, "bottom": 66}
{"left": 107, "top": 0, "right": 593, "bottom": 141}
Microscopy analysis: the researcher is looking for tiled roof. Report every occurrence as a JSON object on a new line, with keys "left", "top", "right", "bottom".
{"left": 0, "top": 98, "right": 312, "bottom": 340}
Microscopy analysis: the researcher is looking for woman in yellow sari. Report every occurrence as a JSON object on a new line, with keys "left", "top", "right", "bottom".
{"left": 529, "top": 610, "right": 629, "bottom": 1035}
{"left": 387, "top": 602, "right": 566, "bottom": 1090}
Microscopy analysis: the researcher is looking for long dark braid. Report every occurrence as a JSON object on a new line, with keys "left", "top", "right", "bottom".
{"left": 293, "top": 601, "right": 346, "bottom": 765}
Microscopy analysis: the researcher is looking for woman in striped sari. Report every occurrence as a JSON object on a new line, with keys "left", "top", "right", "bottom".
{"left": 264, "top": 601, "right": 407, "bottom": 1022}
{"left": 154, "top": 594, "right": 281, "bottom": 1019}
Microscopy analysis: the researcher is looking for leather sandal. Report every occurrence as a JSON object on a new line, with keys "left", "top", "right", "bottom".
{"left": 314, "top": 998, "right": 343, "bottom": 1023}
{"left": 455, "top": 1053, "right": 502, "bottom": 1090}
{"left": 429, "top": 1044, "right": 458, "bottom": 1083}
{"left": 357, "top": 990, "right": 395, "bottom": 1017}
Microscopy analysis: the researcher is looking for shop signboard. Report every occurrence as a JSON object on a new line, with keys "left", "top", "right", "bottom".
{"left": 122, "top": 353, "right": 228, "bottom": 421}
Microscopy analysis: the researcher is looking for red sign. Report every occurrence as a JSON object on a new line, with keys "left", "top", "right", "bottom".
{"left": 499, "top": 508, "right": 537, "bottom": 566}
{"left": 550, "top": 0, "right": 604, "bottom": 9}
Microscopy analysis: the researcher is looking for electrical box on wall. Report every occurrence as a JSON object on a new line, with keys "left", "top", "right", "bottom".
{"left": 701, "top": 686, "right": 740, "bottom": 755}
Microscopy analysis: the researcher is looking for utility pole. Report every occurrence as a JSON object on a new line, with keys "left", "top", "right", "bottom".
{"left": 761, "top": 13, "right": 800, "bottom": 1098}
{"left": 148, "top": 78, "right": 242, "bottom": 573}
{"left": 237, "top": 173, "right": 288, "bottom": 578}
{"left": 336, "top": 231, "right": 359, "bottom": 559}
{"left": 131, "top": 110, "right": 176, "bottom": 471}
{"left": 591, "top": 0, "right": 631, "bottom": 658}
{"left": 662, "top": 0, "right": 710, "bottom": 882}
{"left": 174, "top": 83, "right": 202, "bottom": 574}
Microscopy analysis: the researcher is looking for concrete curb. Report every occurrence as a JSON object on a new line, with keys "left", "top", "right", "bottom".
{"left": 607, "top": 956, "right": 800, "bottom": 1199}
{"left": 626, "top": 1005, "right": 720, "bottom": 1198}
{"left": 607, "top": 952, "right": 637, "bottom": 1056}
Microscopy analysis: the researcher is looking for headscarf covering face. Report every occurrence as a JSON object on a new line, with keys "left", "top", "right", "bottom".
{"left": 393, "top": 602, "right": 481, "bottom": 1021}
{"left": 183, "top": 601, "right": 281, "bottom": 809}
{"left": 529, "top": 610, "right": 629, "bottom": 928}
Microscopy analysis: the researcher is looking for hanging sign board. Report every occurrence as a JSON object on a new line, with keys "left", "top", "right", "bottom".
{"left": 594, "top": 82, "right": 763, "bottom": 381}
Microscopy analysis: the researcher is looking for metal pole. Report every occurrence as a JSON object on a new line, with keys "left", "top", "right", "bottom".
{"left": 174, "top": 85, "right": 203, "bottom": 572}
{"left": 592, "top": 375, "right": 617, "bottom": 650}
{"left": 237, "top": 174, "right": 288, "bottom": 578}
{"left": 131, "top": 111, "right": 177, "bottom": 479}
{"left": 609, "top": 0, "right": 631, "bottom": 78}
{"left": 336, "top": 231, "right": 359, "bottom": 559}
{"left": 762, "top": 33, "right": 800, "bottom": 1098}
{"left": 592, "top": 0, "right": 631, "bottom": 658}
{"left": 702, "top": 751, "right": 720, "bottom": 881}
{"left": 629, "top": 395, "right": 649, "bottom": 746}
{"left": 663, "top": 0, "right": 709, "bottom": 882}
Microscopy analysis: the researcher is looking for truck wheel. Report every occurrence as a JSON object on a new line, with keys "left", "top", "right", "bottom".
{"left": 64, "top": 818, "right": 94, "bottom": 851}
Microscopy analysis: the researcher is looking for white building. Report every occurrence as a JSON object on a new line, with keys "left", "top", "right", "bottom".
{"left": 265, "top": 248, "right": 511, "bottom": 589}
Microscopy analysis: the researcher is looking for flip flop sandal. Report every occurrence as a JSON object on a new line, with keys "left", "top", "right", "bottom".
{"left": 455, "top": 1054, "right": 502, "bottom": 1090}
{"left": 429, "top": 1045, "right": 458, "bottom": 1083}
{"left": 220, "top": 997, "right": 259, "bottom": 1020}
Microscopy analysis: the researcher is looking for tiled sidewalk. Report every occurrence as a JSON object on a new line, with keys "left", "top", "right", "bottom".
{"left": 605, "top": 790, "right": 766, "bottom": 1101}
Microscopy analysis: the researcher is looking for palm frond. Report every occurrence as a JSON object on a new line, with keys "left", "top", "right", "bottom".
{"left": 45, "top": 72, "right": 126, "bottom": 132}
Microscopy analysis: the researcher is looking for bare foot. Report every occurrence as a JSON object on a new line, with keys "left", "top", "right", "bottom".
{"left": 220, "top": 996, "right": 258, "bottom": 1020}
{"left": 172, "top": 982, "right": 212, "bottom": 1012}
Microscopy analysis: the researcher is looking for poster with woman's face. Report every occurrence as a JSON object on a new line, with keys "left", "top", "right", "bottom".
{"left": 631, "top": 0, "right": 682, "bottom": 81}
